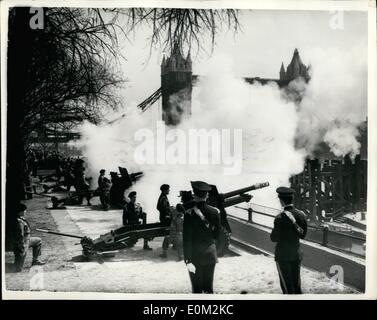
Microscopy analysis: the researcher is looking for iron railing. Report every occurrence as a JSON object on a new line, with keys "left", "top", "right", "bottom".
{"left": 231, "top": 203, "right": 366, "bottom": 258}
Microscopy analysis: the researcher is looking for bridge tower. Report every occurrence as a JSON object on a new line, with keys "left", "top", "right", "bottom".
{"left": 282, "top": 48, "right": 310, "bottom": 82}
{"left": 161, "top": 45, "right": 192, "bottom": 126}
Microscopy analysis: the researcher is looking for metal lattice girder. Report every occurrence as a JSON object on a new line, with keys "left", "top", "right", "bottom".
{"left": 137, "top": 87, "right": 162, "bottom": 112}
{"left": 105, "top": 87, "right": 162, "bottom": 125}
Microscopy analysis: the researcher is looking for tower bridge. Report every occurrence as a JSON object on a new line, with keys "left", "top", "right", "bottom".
{"left": 136, "top": 46, "right": 367, "bottom": 223}
{"left": 139, "top": 47, "right": 311, "bottom": 122}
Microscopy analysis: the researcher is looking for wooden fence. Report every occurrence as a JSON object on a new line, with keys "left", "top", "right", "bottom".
{"left": 290, "top": 156, "right": 367, "bottom": 221}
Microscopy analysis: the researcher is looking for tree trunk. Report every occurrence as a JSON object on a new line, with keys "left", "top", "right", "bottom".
{"left": 6, "top": 7, "right": 34, "bottom": 247}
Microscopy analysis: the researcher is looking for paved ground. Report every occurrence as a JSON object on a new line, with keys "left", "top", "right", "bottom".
{"left": 4, "top": 194, "right": 356, "bottom": 294}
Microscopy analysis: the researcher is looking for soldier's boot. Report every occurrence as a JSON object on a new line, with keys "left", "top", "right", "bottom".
{"left": 143, "top": 240, "right": 152, "bottom": 251}
{"left": 32, "top": 260, "right": 46, "bottom": 266}
{"left": 159, "top": 250, "right": 168, "bottom": 258}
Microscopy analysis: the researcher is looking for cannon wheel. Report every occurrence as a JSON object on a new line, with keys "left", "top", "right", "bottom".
{"left": 216, "top": 226, "right": 231, "bottom": 257}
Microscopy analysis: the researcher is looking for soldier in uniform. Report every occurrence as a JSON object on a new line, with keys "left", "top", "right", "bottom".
{"left": 270, "top": 187, "right": 307, "bottom": 294}
{"left": 98, "top": 169, "right": 106, "bottom": 189}
{"left": 98, "top": 169, "right": 111, "bottom": 210}
{"left": 157, "top": 184, "right": 172, "bottom": 258}
{"left": 13, "top": 203, "right": 46, "bottom": 272}
{"left": 183, "top": 181, "right": 220, "bottom": 293}
{"left": 173, "top": 204, "right": 185, "bottom": 261}
{"left": 109, "top": 171, "right": 125, "bottom": 208}
{"left": 122, "top": 191, "right": 152, "bottom": 250}
{"left": 74, "top": 165, "right": 92, "bottom": 206}
{"left": 63, "top": 167, "right": 75, "bottom": 191}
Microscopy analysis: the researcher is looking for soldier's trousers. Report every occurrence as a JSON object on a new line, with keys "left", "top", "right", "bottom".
{"left": 14, "top": 237, "right": 42, "bottom": 271}
{"left": 162, "top": 235, "right": 170, "bottom": 250}
{"left": 29, "top": 237, "right": 42, "bottom": 262}
{"left": 175, "top": 233, "right": 183, "bottom": 259}
{"left": 78, "top": 192, "right": 91, "bottom": 205}
{"left": 276, "top": 260, "right": 302, "bottom": 294}
{"left": 189, "top": 264, "right": 216, "bottom": 294}
{"left": 99, "top": 192, "right": 110, "bottom": 209}
{"left": 140, "top": 213, "right": 150, "bottom": 248}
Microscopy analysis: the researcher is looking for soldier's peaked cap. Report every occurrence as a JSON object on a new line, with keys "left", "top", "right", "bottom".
{"left": 276, "top": 186, "right": 295, "bottom": 196}
{"left": 100, "top": 169, "right": 106, "bottom": 173}
{"left": 128, "top": 191, "right": 137, "bottom": 198}
{"left": 191, "top": 181, "right": 212, "bottom": 192}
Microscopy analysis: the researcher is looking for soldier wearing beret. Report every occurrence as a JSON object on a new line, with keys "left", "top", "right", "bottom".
{"left": 270, "top": 187, "right": 307, "bottom": 294}
{"left": 183, "top": 181, "right": 220, "bottom": 293}
{"left": 13, "top": 203, "right": 46, "bottom": 272}
{"left": 122, "top": 191, "right": 152, "bottom": 250}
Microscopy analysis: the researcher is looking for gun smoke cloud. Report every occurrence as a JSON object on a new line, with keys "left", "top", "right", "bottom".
{"left": 294, "top": 46, "right": 367, "bottom": 160}
{"left": 75, "top": 46, "right": 366, "bottom": 219}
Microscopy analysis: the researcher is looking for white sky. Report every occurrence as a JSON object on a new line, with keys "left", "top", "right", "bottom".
{"left": 117, "top": 9, "right": 367, "bottom": 108}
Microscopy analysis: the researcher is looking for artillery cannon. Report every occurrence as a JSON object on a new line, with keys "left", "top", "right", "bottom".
{"left": 37, "top": 166, "right": 143, "bottom": 209}
{"left": 177, "top": 182, "right": 270, "bottom": 256}
{"left": 36, "top": 222, "right": 169, "bottom": 260}
{"left": 37, "top": 182, "right": 269, "bottom": 260}
{"left": 109, "top": 167, "right": 143, "bottom": 208}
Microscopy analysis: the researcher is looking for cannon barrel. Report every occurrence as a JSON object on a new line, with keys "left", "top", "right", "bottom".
{"left": 223, "top": 194, "right": 253, "bottom": 208}
{"left": 36, "top": 228, "right": 83, "bottom": 239}
{"left": 220, "top": 182, "right": 269, "bottom": 199}
{"left": 130, "top": 171, "right": 143, "bottom": 181}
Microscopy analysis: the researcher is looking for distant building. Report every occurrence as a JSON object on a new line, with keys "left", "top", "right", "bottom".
{"left": 161, "top": 45, "right": 192, "bottom": 125}
{"left": 245, "top": 48, "right": 310, "bottom": 87}
{"left": 160, "top": 47, "right": 310, "bottom": 125}
{"left": 158, "top": 47, "right": 367, "bottom": 219}
{"left": 280, "top": 48, "right": 310, "bottom": 82}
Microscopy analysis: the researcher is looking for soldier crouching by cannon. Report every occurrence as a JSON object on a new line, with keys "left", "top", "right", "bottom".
{"left": 13, "top": 204, "right": 46, "bottom": 272}
{"left": 122, "top": 191, "right": 152, "bottom": 250}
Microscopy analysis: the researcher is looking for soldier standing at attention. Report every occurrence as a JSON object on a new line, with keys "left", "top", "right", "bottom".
{"left": 173, "top": 204, "right": 185, "bottom": 261}
{"left": 98, "top": 169, "right": 106, "bottom": 189}
{"left": 157, "top": 184, "right": 172, "bottom": 258}
{"left": 122, "top": 191, "right": 152, "bottom": 250}
{"left": 183, "top": 181, "right": 220, "bottom": 294}
{"left": 98, "top": 169, "right": 111, "bottom": 210}
{"left": 270, "top": 187, "right": 307, "bottom": 294}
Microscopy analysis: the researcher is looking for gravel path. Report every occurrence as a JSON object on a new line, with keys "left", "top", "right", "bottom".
{"left": 4, "top": 195, "right": 356, "bottom": 294}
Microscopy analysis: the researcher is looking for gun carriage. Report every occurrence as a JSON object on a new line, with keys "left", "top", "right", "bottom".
{"left": 36, "top": 166, "right": 143, "bottom": 209}
{"left": 37, "top": 182, "right": 269, "bottom": 259}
